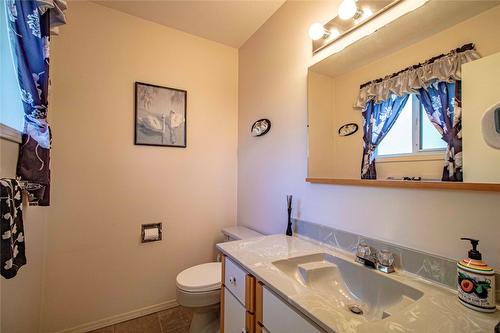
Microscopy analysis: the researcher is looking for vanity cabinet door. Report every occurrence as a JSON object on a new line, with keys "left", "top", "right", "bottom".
{"left": 224, "top": 287, "right": 247, "bottom": 333}
{"left": 262, "top": 286, "right": 324, "bottom": 333}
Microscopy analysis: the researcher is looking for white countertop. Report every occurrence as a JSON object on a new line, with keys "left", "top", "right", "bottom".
{"left": 217, "top": 234, "right": 500, "bottom": 333}
{"left": 221, "top": 225, "right": 263, "bottom": 240}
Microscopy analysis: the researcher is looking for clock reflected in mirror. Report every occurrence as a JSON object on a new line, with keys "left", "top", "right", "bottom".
{"left": 338, "top": 123, "right": 358, "bottom": 137}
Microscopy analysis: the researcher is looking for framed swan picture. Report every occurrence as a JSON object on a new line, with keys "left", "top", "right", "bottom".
{"left": 134, "top": 82, "right": 187, "bottom": 147}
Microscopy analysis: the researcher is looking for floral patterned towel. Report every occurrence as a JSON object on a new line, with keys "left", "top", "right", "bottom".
{"left": 0, "top": 179, "right": 26, "bottom": 279}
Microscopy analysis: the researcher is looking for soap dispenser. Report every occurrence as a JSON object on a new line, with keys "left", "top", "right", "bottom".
{"left": 457, "top": 238, "right": 496, "bottom": 313}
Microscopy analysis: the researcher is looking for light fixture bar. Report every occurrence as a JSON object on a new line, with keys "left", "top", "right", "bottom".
{"left": 311, "top": 0, "right": 401, "bottom": 54}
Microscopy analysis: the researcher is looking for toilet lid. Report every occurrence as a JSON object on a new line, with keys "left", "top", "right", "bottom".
{"left": 176, "top": 262, "right": 222, "bottom": 292}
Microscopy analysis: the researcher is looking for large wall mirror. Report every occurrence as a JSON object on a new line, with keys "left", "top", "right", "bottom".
{"left": 307, "top": 0, "right": 500, "bottom": 191}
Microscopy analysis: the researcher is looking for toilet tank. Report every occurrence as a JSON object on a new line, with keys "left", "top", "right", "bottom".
{"left": 221, "top": 226, "right": 262, "bottom": 242}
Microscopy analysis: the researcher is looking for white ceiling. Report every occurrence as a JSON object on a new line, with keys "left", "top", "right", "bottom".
{"left": 94, "top": 0, "right": 285, "bottom": 48}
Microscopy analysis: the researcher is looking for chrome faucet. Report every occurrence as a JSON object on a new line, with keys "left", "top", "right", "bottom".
{"left": 355, "top": 242, "right": 395, "bottom": 274}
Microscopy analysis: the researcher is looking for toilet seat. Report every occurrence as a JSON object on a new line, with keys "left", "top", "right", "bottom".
{"left": 176, "top": 262, "right": 222, "bottom": 292}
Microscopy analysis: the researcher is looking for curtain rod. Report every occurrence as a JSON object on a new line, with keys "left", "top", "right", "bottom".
{"left": 359, "top": 43, "right": 475, "bottom": 89}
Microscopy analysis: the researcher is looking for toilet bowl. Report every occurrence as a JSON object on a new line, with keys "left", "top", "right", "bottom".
{"left": 175, "top": 226, "right": 263, "bottom": 333}
{"left": 176, "top": 262, "right": 222, "bottom": 333}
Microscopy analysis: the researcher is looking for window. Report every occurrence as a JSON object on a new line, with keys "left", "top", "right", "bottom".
{"left": 377, "top": 94, "right": 447, "bottom": 157}
{"left": 0, "top": 0, "right": 24, "bottom": 140}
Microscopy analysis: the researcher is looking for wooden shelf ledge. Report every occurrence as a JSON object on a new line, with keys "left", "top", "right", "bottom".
{"left": 305, "top": 178, "right": 500, "bottom": 192}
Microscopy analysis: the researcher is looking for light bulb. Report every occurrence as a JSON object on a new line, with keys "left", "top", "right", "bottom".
{"left": 330, "top": 28, "right": 341, "bottom": 39}
{"left": 362, "top": 7, "right": 373, "bottom": 19}
{"left": 355, "top": 6, "right": 372, "bottom": 23}
{"left": 338, "top": 0, "right": 357, "bottom": 20}
{"left": 308, "top": 22, "right": 326, "bottom": 41}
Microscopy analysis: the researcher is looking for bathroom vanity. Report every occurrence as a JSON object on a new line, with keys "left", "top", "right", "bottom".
{"left": 220, "top": 253, "right": 322, "bottom": 333}
{"left": 217, "top": 235, "right": 500, "bottom": 333}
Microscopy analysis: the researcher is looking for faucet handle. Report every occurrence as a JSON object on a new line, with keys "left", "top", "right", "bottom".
{"left": 355, "top": 242, "right": 377, "bottom": 268}
{"left": 376, "top": 250, "right": 395, "bottom": 273}
{"left": 377, "top": 250, "right": 394, "bottom": 266}
{"left": 356, "top": 242, "right": 371, "bottom": 259}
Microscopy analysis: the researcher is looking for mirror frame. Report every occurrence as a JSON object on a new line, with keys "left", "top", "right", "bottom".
{"left": 305, "top": 178, "right": 500, "bottom": 192}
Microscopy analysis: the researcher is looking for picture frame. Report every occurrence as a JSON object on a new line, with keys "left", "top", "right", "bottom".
{"left": 134, "top": 81, "right": 187, "bottom": 147}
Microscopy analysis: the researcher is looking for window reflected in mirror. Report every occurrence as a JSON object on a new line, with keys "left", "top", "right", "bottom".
{"left": 377, "top": 95, "right": 447, "bottom": 157}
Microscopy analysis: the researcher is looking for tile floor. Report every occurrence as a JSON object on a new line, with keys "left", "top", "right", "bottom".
{"left": 89, "top": 306, "right": 193, "bottom": 333}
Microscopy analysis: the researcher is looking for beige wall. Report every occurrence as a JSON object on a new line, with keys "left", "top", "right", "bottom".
{"left": 42, "top": 2, "right": 238, "bottom": 331}
{"left": 238, "top": 0, "right": 500, "bottom": 276}
{"left": 0, "top": 139, "right": 47, "bottom": 333}
{"left": 307, "top": 71, "right": 336, "bottom": 178}
{"left": 463, "top": 51, "right": 500, "bottom": 183}
{"left": 308, "top": 5, "right": 500, "bottom": 180}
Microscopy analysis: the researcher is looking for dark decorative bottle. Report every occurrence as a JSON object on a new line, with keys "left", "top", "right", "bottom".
{"left": 286, "top": 195, "right": 293, "bottom": 236}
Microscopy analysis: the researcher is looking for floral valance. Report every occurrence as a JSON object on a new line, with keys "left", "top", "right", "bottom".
{"left": 354, "top": 44, "right": 480, "bottom": 110}
{"left": 37, "top": 0, "right": 67, "bottom": 34}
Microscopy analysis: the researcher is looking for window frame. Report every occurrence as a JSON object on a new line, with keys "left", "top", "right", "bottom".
{"left": 0, "top": 0, "right": 23, "bottom": 144}
{"left": 0, "top": 123, "right": 22, "bottom": 143}
{"left": 377, "top": 94, "right": 446, "bottom": 160}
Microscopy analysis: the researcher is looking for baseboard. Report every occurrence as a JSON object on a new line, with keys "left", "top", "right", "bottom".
{"left": 53, "top": 299, "right": 178, "bottom": 333}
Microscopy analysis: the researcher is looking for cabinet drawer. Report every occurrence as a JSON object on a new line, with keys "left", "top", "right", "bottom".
{"left": 224, "top": 257, "right": 247, "bottom": 305}
{"left": 262, "top": 286, "right": 323, "bottom": 333}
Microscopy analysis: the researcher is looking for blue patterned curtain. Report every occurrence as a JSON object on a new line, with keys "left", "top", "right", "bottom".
{"left": 361, "top": 94, "right": 410, "bottom": 179}
{"left": 417, "top": 81, "right": 462, "bottom": 181}
{"left": 5, "top": 0, "right": 51, "bottom": 205}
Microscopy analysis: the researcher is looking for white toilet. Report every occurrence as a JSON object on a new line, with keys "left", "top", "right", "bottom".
{"left": 176, "top": 226, "right": 262, "bottom": 333}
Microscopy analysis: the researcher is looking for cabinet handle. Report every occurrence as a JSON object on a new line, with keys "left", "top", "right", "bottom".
{"left": 229, "top": 276, "right": 237, "bottom": 286}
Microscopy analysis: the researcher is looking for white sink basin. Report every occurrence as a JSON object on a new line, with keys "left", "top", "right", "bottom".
{"left": 272, "top": 253, "right": 424, "bottom": 321}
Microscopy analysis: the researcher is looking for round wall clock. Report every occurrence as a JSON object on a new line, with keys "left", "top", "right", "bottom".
{"left": 251, "top": 119, "right": 271, "bottom": 137}
{"left": 338, "top": 123, "right": 358, "bottom": 137}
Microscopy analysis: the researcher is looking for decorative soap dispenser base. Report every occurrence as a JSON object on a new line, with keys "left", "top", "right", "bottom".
{"left": 457, "top": 238, "right": 496, "bottom": 313}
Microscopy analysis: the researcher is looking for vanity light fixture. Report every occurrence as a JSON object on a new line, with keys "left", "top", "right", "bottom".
{"left": 310, "top": 0, "right": 401, "bottom": 53}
